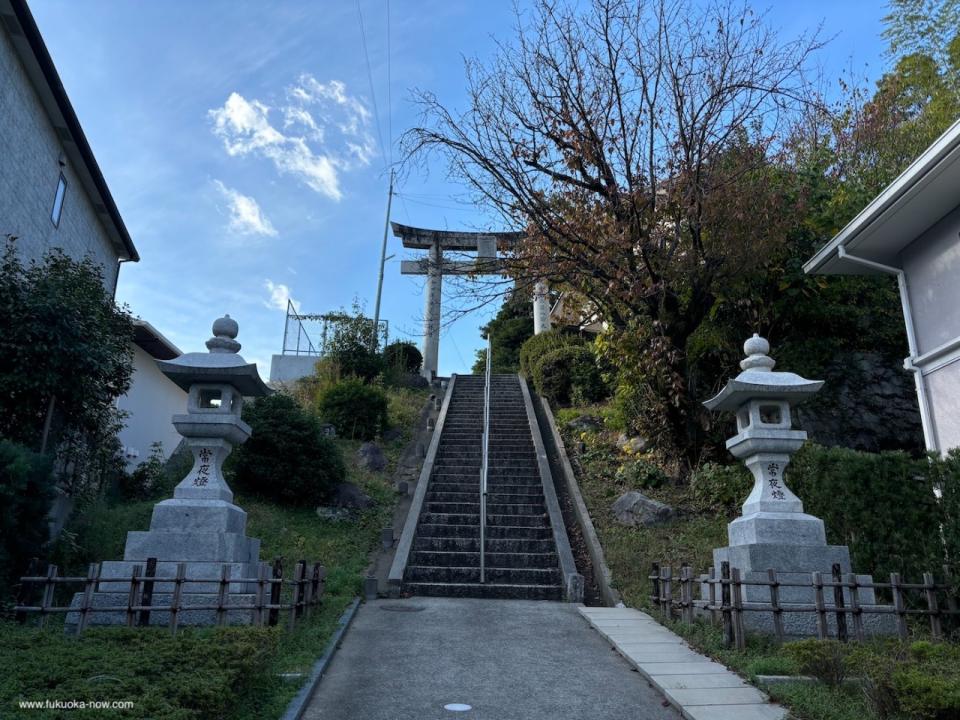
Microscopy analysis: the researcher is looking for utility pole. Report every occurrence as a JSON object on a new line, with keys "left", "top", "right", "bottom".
{"left": 372, "top": 169, "right": 394, "bottom": 350}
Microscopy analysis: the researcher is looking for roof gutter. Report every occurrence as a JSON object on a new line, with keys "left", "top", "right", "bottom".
{"left": 835, "top": 247, "right": 937, "bottom": 453}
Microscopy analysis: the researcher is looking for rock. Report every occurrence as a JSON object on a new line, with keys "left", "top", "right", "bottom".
{"left": 611, "top": 491, "right": 675, "bottom": 527}
{"left": 329, "top": 482, "right": 374, "bottom": 510}
{"left": 382, "top": 427, "right": 403, "bottom": 443}
{"left": 316, "top": 506, "right": 352, "bottom": 522}
{"left": 318, "top": 423, "right": 337, "bottom": 438}
{"left": 355, "top": 442, "right": 387, "bottom": 471}
{"left": 616, "top": 434, "right": 648, "bottom": 454}
{"left": 565, "top": 414, "right": 601, "bottom": 433}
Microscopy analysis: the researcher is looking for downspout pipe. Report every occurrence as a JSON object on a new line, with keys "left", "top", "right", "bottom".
{"left": 836, "top": 246, "right": 938, "bottom": 453}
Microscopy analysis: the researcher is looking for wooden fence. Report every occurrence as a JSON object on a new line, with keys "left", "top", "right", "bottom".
{"left": 649, "top": 561, "right": 960, "bottom": 650}
{"left": 14, "top": 557, "right": 326, "bottom": 636}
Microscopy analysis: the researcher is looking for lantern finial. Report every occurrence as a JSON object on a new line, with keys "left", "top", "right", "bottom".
{"left": 207, "top": 314, "right": 241, "bottom": 353}
{"left": 740, "top": 333, "right": 775, "bottom": 372}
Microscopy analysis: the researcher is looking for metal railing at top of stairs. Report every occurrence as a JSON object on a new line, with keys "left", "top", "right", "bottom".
{"left": 480, "top": 336, "right": 492, "bottom": 583}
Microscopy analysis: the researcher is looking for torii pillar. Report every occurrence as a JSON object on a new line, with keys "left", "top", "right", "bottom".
{"left": 393, "top": 222, "right": 520, "bottom": 382}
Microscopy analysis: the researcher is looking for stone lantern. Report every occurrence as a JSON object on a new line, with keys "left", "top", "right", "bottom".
{"left": 703, "top": 334, "right": 888, "bottom": 634}
{"left": 703, "top": 334, "right": 825, "bottom": 546}
{"left": 72, "top": 315, "right": 270, "bottom": 626}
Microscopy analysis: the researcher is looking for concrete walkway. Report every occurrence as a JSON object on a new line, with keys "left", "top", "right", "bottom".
{"left": 302, "top": 597, "right": 680, "bottom": 720}
{"left": 578, "top": 607, "right": 787, "bottom": 720}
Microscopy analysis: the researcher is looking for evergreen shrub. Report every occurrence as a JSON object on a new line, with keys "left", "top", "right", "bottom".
{"left": 383, "top": 341, "right": 422, "bottom": 374}
{"left": 518, "top": 330, "right": 576, "bottom": 377}
{"left": 233, "top": 394, "right": 345, "bottom": 506}
{"left": 0, "top": 440, "right": 55, "bottom": 584}
{"left": 690, "top": 462, "right": 752, "bottom": 515}
{"left": 615, "top": 458, "right": 668, "bottom": 489}
{"left": 318, "top": 379, "right": 389, "bottom": 441}
{"left": 531, "top": 345, "right": 605, "bottom": 406}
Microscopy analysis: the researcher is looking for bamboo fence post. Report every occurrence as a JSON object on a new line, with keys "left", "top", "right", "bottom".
{"left": 126, "top": 565, "right": 142, "bottom": 628}
{"left": 662, "top": 566, "right": 673, "bottom": 618}
{"left": 302, "top": 563, "right": 315, "bottom": 617}
{"left": 317, "top": 565, "right": 326, "bottom": 602}
{"left": 298, "top": 560, "right": 308, "bottom": 618}
{"left": 39, "top": 565, "right": 57, "bottom": 630}
{"left": 923, "top": 572, "right": 942, "bottom": 641}
{"left": 138, "top": 557, "right": 157, "bottom": 627}
{"left": 813, "top": 571, "right": 828, "bottom": 640}
{"left": 76, "top": 562, "right": 100, "bottom": 636}
{"left": 169, "top": 563, "right": 186, "bottom": 636}
{"left": 216, "top": 565, "right": 230, "bottom": 627}
{"left": 681, "top": 566, "right": 694, "bottom": 625}
{"left": 721, "top": 561, "right": 733, "bottom": 648}
{"left": 944, "top": 565, "right": 958, "bottom": 616}
{"left": 731, "top": 567, "right": 746, "bottom": 650}
{"left": 890, "top": 572, "right": 908, "bottom": 640}
{"left": 650, "top": 563, "right": 661, "bottom": 611}
{"left": 847, "top": 573, "right": 865, "bottom": 642}
{"left": 832, "top": 564, "right": 848, "bottom": 643}
{"left": 289, "top": 561, "right": 305, "bottom": 630}
{"left": 767, "top": 568, "right": 784, "bottom": 644}
{"left": 311, "top": 563, "right": 323, "bottom": 611}
{"left": 15, "top": 557, "right": 39, "bottom": 625}
{"left": 269, "top": 557, "right": 283, "bottom": 627}
{"left": 708, "top": 566, "right": 718, "bottom": 626}
{"left": 254, "top": 563, "right": 268, "bottom": 627}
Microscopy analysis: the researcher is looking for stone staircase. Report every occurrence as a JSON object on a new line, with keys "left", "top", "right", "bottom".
{"left": 402, "top": 374, "right": 563, "bottom": 600}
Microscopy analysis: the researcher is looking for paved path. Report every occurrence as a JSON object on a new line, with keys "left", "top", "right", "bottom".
{"left": 302, "top": 597, "right": 680, "bottom": 720}
{"left": 579, "top": 607, "right": 787, "bottom": 720}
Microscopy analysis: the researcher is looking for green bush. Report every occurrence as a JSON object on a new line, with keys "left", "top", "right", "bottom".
{"left": 233, "top": 394, "right": 345, "bottom": 506}
{"left": 933, "top": 448, "right": 960, "bottom": 568}
{"left": 690, "top": 462, "right": 752, "bottom": 514}
{"left": 519, "top": 330, "right": 576, "bottom": 377}
{"left": 317, "top": 379, "right": 389, "bottom": 441}
{"left": 787, "top": 444, "right": 944, "bottom": 581}
{"left": 783, "top": 639, "right": 850, "bottom": 687}
{"left": 615, "top": 458, "right": 668, "bottom": 489}
{"left": 0, "top": 440, "right": 55, "bottom": 586}
{"left": 531, "top": 345, "right": 605, "bottom": 406}
{"left": 851, "top": 640, "right": 960, "bottom": 720}
{"left": 383, "top": 341, "right": 422, "bottom": 373}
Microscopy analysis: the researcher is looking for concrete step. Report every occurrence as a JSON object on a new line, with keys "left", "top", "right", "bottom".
{"left": 413, "top": 537, "right": 557, "bottom": 553}
{"left": 427, "top": 491, "right": 545, "bottom": 505}
{"left": 402, "top": 581, "right": 562, "bottom": 601}
{"left": 415, "top": 524, "right": 553, "bottom": 540}
{"left": 424, "top": 501, "right": 546, "bottom": 516}
{"left": 405, "top": 565, "right": 561, "bottom": 585}
{"left": 409, "top": 550, "right": 558, "bottom": 568}
{"left": 429, "top": 482, "right": 542, "bottom": 496}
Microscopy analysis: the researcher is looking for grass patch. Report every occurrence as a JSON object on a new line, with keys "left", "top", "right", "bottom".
{"left": 2, "top": 386, "right": 429, "bottom": 719}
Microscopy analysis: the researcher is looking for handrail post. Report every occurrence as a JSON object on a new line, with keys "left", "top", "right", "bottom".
{"left": 480, "top": 336, "right": 492, "bottom": 583}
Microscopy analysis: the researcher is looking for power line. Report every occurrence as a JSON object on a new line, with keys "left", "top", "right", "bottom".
{"left": 356, "top": 0, "right": 388, "bottom": 175}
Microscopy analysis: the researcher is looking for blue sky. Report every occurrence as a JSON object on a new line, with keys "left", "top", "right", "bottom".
{"left": 30, "top": 0, "right": 890, "bottom": 377}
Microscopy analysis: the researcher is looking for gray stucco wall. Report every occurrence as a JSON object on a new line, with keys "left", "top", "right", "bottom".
{"left": 899, "top": 204, "right": 960, "bottom": 356}
{"left": 0, "top": 23, "right": 119, "bottom": 292}
{"left": 899, "top": 203, "right": 960, "bottom": 452}
{"left": 269, "top": 354, "right": 320, "bottom": 384}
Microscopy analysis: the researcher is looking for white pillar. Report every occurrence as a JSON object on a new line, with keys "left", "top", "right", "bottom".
{"left": 422, "top": 240, "right": 442, "bottom": 381}
{"left": 532, "top": 280, "right": 551, "bottom": 335}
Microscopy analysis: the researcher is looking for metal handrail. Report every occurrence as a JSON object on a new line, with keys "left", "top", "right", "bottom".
{"left": 480, "top": 336, "right": 492, "bottom": 583}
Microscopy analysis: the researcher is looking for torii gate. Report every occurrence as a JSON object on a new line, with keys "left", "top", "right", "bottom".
{"left": 393, "top": 222, "right": 552, "bottom": 381}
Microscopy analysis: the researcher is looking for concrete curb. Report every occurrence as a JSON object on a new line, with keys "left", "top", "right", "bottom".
{"left": 518, "top": 375, "right": 583, "bottom": 602}
{"left": 280, "top": 597, "right": 362, "bottom": 720}
{"left": 388, "top": 375, "right": 457, "bottom": 592}
{"left": 535, "top": 396, "right": 623, "bottom": 608}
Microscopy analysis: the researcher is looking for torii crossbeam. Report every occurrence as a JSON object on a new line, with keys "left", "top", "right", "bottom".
{"left": 394, "top": 222, "right": 537, "bottom": 381}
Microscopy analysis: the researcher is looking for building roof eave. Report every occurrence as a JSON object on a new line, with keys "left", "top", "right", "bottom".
{"left": 804, "top": 116, "right": 960, "bottom": 276}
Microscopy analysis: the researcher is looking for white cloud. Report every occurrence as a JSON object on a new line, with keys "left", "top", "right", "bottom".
{"left": 213, "top": 180, "right": 277, "bottom": 237}
{"left": 209, "top": 76, "right": 376, "bottom": 202}
{"left": 264, "top": 279, "right": 300, "bottom": 312}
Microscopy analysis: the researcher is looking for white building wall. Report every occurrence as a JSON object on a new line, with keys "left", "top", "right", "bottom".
{"left": 117, "top": 345, "right": 187, "bottom": 470}
{"left": 0, "top": 23, "right": 119, "bottom": 292}
{"left": 899, "top": 203, "right": 960, "bottom": 452}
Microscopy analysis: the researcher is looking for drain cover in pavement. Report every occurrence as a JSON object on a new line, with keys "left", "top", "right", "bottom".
{"left": 378, "top": 604, "right": 426, "bottom": 612}
{"left": 443, "top": 704, "right": 472, "bottom": 712}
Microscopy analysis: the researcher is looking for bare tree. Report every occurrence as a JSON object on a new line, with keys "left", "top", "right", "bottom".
{"left": 404, "top": 0, "right": 824, "bottom": 461}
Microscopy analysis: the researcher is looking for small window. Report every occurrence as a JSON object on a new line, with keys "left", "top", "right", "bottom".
{"left": 199, "top": 389, "right": 222, "bottom": 409}
{"left": 51, "top": 173, "right": 67, "bottom": 227}
{"left": 759, "top": 405, "right": 782, "bottom": 424}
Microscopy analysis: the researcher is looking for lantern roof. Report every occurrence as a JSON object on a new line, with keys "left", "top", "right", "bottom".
{"left": 157, "top": 315, "right": 272, "bottom": 397}
{"left": 703, "top": 334, "right": 823, "bottom": 412}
